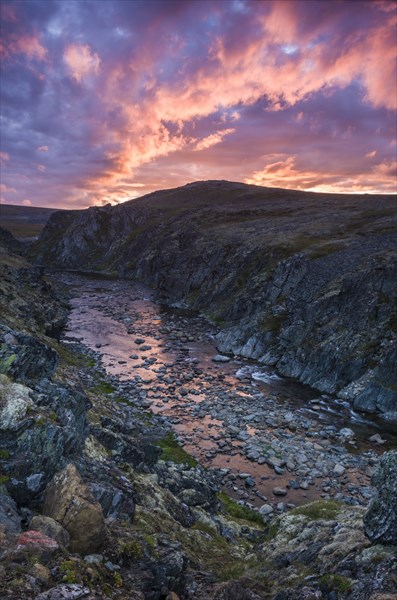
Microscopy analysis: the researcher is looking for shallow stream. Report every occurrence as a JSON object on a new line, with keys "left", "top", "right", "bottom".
{"left": 60, "top": 272, "right": 396, "bottom": 509}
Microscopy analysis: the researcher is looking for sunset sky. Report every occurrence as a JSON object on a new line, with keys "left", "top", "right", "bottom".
{"left": 0, "top": 0, "right": 396, "bottom": 208}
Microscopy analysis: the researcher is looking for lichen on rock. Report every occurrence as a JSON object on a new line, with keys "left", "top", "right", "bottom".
{"left": 363, "top": 450, "right": 397, "bottom": 545}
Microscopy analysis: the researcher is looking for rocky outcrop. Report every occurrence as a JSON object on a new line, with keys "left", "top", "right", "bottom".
{"left": 43, "top": 463, "right": 106, "bottom": 554}
{"left": 363, "top": 451, "right": 397, "bottom": 544}
{"left": 32, "top": 181, "right": 397, "bottom": 418}
{"left": 0, "top": 492, "right": 21, "bottom": 534}
{"left": 0, "top": 374, "right": 90, "bottom": 505}
{"left": 0, "top": 326, "right": 58, "bottom": 381}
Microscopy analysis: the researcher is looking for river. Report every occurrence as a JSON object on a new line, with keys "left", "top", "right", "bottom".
{"left": 59, "top": 272, "right": 396, "bottom": 510}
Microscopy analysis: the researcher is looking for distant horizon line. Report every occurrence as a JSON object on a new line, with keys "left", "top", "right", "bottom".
{"left": 1, "top": 179, "right": 396, "bottom": 212}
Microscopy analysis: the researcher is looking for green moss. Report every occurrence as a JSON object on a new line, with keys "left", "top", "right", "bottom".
{"left": 113, "top": 571, "right": 123, "bottom": 587}
{"left": 319, "top": 574, "right": 353, "bottom": 593}
{"left": 291, "top": 500, "right": 343, "bottom": 521}
{"left": 0, "top": 353, "right": 17, "bottom": 374}
{"left": 156, "top": 432, "right": 198, "bottom": 467}
{"left": 0, "top": 475, "right": 10, "bottom": 484}
{"left": 0, "top": 449, "right": 10, "bottom": 459}
{"left": 52, "top": 342, "right": 95, "bottom": 368}
{"left": 218, "top": 492, "right": 264, "bottom": 526}
{"left": 143, "top": 534, "right": 158, "bottom": 557}
{"left": 118, "top": 538, "right": 143, "bottom": 560}
{"left": 89, "top": 380, "right": 115, "bottom": 395}
{"left": 49, "top": 411, "right": 57, "bottom": 422}
{"left": 60, "top": 560, "right": 79, "bottom": 584}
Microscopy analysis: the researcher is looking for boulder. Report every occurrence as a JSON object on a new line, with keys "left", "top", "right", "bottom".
{"left": 0, "top": 376, "right": 33, "bottom": 431}
{"left": 363, "top": 451, "right": 397, "bottom": 544}
{"left": 0, "top": 492, "right": 21, "bottom": 534}
{"left": 14, "top": 530, "right": 59, "bottom": 561}
{"left": 29, "top": 515, "right": 70, "bottom": 547}
{"left": 43, "top": 463, "right": 106, "bottom": 554}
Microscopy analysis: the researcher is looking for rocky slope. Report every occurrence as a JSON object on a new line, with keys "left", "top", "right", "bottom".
{"left": 1, "top": 226, "right": 397, "bottom": 599}
{"left": 31, "top": 181, "right": 397, "bottom": 419}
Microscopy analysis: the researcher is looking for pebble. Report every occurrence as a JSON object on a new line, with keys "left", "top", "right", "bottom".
{"left": 212, "top": 355, "right": 231, "bottom": 363}
{"left": 273, "top": 487, "right": 287, "bottom": 496}
{"left": 259, "top": 504, "right": 273, "bottom": 515}
{"left": 333, "top": 464, "right": 345, "bottom": 476}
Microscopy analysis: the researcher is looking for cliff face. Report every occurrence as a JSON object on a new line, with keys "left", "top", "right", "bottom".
{"left": 31, "top": 181, "right": 397, "bottom": 419}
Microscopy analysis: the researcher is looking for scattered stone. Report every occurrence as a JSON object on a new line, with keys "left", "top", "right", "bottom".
{"left": 259, "top": 504, "right": 273, "bottom": 516}
{"left": 339, "top": 427, "right": 355, "bottom": 439}
{"left": 212, "top": 355, "right": 231, "bottom": 363}
{"left": 273, "top": 487, "right": 287, "bottom": 496}
{"left": 369, "top": 433, "right": 386, "bottom": 445}
{"left": 333, "top": 464, "right": 345, "bottom": 476}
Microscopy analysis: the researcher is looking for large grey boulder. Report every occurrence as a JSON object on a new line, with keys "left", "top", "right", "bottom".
{"left": 363, "top": 451, "right": 397, "bottom": 544}
{"left": 43, "top": 463, "right": 106, "bottom": 554}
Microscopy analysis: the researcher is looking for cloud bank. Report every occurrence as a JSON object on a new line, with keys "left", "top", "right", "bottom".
{"left": 0, "top": 0, "right": 396, "bottom": 207}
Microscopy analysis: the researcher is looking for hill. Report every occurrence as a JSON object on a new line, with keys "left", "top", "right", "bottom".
{"left": 31, "top": 181, "right": 397, "bottom": 418}
{"left": 0, "top": 204, "right": 62, "bottom": 239}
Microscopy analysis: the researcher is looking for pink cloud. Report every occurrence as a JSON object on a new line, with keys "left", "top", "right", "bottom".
{"left": 0, "top": 183, "right": 16, "bottom": 193}
{"left": 1, "top": 33, "right": 47, "bottom": 61}
{"left": 63, "top": 44, "right": 101, "bottom": 82}
{"left": 37, "top": 145, "right": 48, "bottom": 152}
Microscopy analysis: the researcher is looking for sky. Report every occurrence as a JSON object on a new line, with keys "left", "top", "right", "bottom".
{"left": 0, "top": 0, "right": 396, "bottom": 209}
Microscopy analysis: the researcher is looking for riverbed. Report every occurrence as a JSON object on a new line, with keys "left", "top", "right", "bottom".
{"left": 59, "top": 272, "right": 396, "bottom": 512}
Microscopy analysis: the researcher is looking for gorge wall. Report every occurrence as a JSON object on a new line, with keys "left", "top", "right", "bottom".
{"left": 32, "top": 181, "right": 397, "bottom": 419}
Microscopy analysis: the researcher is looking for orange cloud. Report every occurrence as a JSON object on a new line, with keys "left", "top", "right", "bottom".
{"left": 195, "top": 128, "right": 235, "bottom": 151}
{"left": 245, "top": 154, "right": 397, "bottom": 194}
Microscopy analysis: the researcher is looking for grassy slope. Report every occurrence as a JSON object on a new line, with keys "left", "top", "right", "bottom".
{"left": 0, "top": 204, "right": 63, "bottom": 238}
